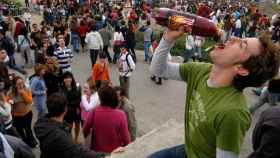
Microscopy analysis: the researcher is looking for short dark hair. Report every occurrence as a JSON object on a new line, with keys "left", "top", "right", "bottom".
{"left": 233, "top": 32, "right": 280, "bottom": 91}
{"left": 47, "top": 93, "right": 68, "bottom": 117}
{"left": 99, "top": 52, "right": 107, "bottom": 59}
{"left": 114, "top": 86, "right": 127, "bottom": 97}
{"left": 98, "top": 86, "right": 118, "bottom": 108}
{"left": 91, "top": 25, "right": 97, "bottom": 31}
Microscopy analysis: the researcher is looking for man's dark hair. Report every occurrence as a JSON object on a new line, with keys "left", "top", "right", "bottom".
{"left": 99, "top": 52, "right": 107, "bottom": 59}
{"left": 98, "top": 86, "right": 118, "bottom": 108}
{"left": 114, "top": 86, "right": 127, "bottom": 97}
{"left": 91, "top": 25, "right": 97, "bottom": 32}
{"left": 233, "top": 32, "right": 280, "bottom": 91}
{"left": 47, "top": 93, "right": 68, "bottom": 117}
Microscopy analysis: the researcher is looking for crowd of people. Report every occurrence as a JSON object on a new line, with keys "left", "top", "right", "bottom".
{"left": 0, "top": 0, "right": 279, "bottom": 157}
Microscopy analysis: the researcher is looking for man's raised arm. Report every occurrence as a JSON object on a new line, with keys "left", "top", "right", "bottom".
{"left": 150, "top": 30, "right": 185, "bottom": 81}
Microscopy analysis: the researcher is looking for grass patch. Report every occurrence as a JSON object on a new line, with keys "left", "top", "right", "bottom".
{"left": 272, "top": 3, "right": 280, "bottom": 12}
{"left": 135, "top": 29, "right": 217, "bottom": 62}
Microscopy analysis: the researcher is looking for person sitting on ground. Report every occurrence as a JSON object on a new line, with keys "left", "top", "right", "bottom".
{"left": 115, "top": 86, "right": 137, "bottom": 142}
{"left": 83, "top": 86, "right": 131, "bottom": 153}
{"left": 34, "top": 93, "right": 107, "bottom": 158}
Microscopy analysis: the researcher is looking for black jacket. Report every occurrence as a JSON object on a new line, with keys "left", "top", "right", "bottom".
{"left": 44, "top": 72, "right": 60, "bottom": 97}
{"left": 248, "top": 106, "right": 280, "bottom": 158}
{"left": 34, "top": 116, "right": 106, "bottom": 158}
{"left": 126, "top": 30, "right": 136, "bottom": 48}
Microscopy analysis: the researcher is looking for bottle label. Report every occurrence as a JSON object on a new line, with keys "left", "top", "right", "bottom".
{"left": 168, "top": 16, "right": 194, "bottom": 32}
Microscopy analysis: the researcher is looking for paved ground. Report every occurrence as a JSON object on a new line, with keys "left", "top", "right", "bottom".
{"left": 12, "top": 8, "right": 274, "bottom": 158}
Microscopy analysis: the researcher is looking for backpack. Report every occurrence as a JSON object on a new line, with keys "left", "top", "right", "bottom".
{"left": 125, "top": 53, "right": 133, "bottom": 72}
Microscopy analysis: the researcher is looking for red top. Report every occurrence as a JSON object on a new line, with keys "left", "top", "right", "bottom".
{"left": 110, "top": 12, "right": 119, "bottom": 22}
{"left": 83, "top": 106, "right": 131, "bottom": 153}
{"left": 15, "top": 21, "right": 23, "bottom": 38}
{"left": 78, "top": 25, "right": 88, "bottom": 37}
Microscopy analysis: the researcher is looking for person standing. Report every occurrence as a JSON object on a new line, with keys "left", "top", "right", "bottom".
{"left": 184, "top": 34, "right": 194, "bottom": 62}
{"left": 0, "top": 33, "right": 26, "bottom": 75}
{"left": 80, "top": 79, "right": 100, "bottom": 124}
{"left": 30, "top": 64, "right": 47, "bottom": 119}
{"left": 30, "top": 24, "right": 42, "bottom": 63}
{"left": 17, "top": 27, "right": 33, "bottom": 68}
{"left": 53, "top": 37, "right": 73, "bottom": 74}
{"left": 118, "top": 46, "right": 135, "bottom": 98}
{"left": 23, "top": 9, "right": 32, "bottom": 32}
{"left": 34, "top": 93, "right": 107, "bottom": 158}
{"left": 8, "top": 76, "right": 38, "bottom": 148}
{"left": 44, "top": 58, "right": 60, "bottom": 97}
{"left": 0, "top": 89, "right": 18, "bottom": 137}
{"left": 112, "top": 26, "right": 124, "bottom": 64}
{"left": 83, "top": 86, "right": 131, "bottom": 153}
{"left": 115, "top": 86, "right": 137, "bottom": 142}
{"left": 85, "top": 26, "right": 103, "bottom": 67}
{"left": 149, "top": 26, "right": 280, "bottom": 158}
{"left": 78, "top": 20, "right": 88, "bottom": 53}
{"left": 99, "top": 24, "right": 112, "bottom": 63}
{"left": 92, "top": 53, "right": 111, "bottom": 87}
{"left": 139, "top": 21, "right": 153, "bottom": 62}
{"left": 60, "top": 72, "right": 81, "bottom": 143}
{"left": 126, "top": 22, "right": 137, "bottom": 63}
{"left": 69, "top": 16, "right": 80, "bottom": 53}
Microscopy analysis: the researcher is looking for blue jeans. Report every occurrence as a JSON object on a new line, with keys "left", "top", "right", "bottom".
{"left": 33, "top": 96, "right": 47, "bottom": 118}
{"left": 71, "top": 32, "right": 80, "bottom": 52}
{"left": 144, "top": 41, "right": 151, "bottom": 61}
{"left": 147, "top": 145, "right": 186, "bottom": 158}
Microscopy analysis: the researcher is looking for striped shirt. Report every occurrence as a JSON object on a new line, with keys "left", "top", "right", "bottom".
{"left": 53, "top": 46, "right": 73, "bottom": 73}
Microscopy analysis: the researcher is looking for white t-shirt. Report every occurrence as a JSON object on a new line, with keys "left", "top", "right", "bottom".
{"left": 235, "top": 19, "right": 242, "bottom": 29}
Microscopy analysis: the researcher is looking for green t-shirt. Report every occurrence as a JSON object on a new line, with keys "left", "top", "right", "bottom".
{"left": 179, "top": 62, "right": 251, "bottom": 158}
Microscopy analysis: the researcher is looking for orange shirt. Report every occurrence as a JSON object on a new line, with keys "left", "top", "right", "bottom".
{"left": 92, "top": 63, "right": 111, "bottom": 81}
{"left": 8, "top": 90, "right": 33, "bottom": 117}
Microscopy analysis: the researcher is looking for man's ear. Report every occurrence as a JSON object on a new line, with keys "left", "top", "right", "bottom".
{"left": 235, "top": 65, "right": 249, "bottom": 76}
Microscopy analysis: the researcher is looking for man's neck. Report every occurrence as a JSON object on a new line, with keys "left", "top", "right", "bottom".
{"left": 208, "top": 65, "right": 234, "bottom": 88}
{"left": 50, "top": 116, "right": 64, "bottom": 123}
{"left": 59, "top": 46, "right": 65, "bottom": 49}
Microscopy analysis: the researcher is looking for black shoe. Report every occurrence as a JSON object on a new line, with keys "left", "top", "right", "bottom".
{"left": 27, "top": 139, "right": 38, "bottom": 148}
{"left": 156, "top": 80, "right": 162, "bottom": 85}
{"left": 150, "top": 76, "right": 156, "bottom": 81}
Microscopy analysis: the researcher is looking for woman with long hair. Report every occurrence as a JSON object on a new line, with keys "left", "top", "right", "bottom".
{"left": 44, "top": 58, "right": 60, "bottom": 97}
{"left": 8, "top": 76, "right": 38, "bottom": 147}
{"left": 30, "top": 64, "right": 47, "bottom": 119}
{"left": 60, "top": 72, "right": 81, "bottom": 143}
